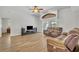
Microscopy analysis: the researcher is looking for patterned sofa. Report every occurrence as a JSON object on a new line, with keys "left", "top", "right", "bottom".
{"left": 43, "top": 27, "right": 63, "bottom": 38}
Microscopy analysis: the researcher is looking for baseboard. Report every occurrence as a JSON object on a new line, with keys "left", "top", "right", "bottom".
{"left": 10, "top": 33, "right": 21, "bottom": 37}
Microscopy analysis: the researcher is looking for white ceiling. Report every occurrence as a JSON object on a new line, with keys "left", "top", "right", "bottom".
{"left": 0, "top": 6, "right": 70, "bottom": 13}
{"left": 29, "top": 6, "right": 54, "bottom": 10}
{"left": 28, "top": 6, "right": 70, "bottom": 12}
{"left": 29, "top": 6, "right": 70, "bottom": 10}
{"left": 0, "top": 6, "right": 70, "bottom": 18}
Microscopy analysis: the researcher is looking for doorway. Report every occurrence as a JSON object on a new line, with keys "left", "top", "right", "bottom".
{"left": 2, "top": 18, "right": 11, "bottom": 36}
{"left": 0, "top": 18, "right": 11, "bottom": 51}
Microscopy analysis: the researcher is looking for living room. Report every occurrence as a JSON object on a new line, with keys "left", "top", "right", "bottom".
{"left": 0, "top": 6, "right": 79, "bottom": 52}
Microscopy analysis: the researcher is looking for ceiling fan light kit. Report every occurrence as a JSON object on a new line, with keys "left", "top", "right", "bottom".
{"left": 31, "top": 6, "right": 43, "bottom": 13}
{"left": 32, "top": 9, "right": 40, "bottom": 13}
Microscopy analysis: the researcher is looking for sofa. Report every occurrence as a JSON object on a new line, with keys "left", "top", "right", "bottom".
{"left": 47, "top": 28, "right": 79, "bottom": 52}
{"left": 43, "top": 27, "right": 63, "bottom": 38}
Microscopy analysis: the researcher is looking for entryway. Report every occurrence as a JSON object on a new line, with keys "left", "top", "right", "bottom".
{"left": 0, "top": 18, "right": 11, "bottom": 51}
{"left": 1, "top": 18, "right": 11, "bottom": 36}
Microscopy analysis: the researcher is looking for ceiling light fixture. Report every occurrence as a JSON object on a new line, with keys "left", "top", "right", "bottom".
{"left": 32, "top": 6, "right": 40, "bottom": 13}
{"left": 29, "top": 6, "right": 43, "bottom": 13}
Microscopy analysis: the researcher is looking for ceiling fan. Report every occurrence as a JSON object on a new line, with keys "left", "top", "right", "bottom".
{"left": 29, "top": 6, "right": 44, "bottom": 13}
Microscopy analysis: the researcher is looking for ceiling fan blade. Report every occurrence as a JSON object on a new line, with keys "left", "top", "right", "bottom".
{"left": 39, "top": 9, "right": 43, "bottom": 10}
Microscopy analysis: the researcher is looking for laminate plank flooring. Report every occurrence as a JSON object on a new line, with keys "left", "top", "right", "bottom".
{"left": 0, "top": 33, "right": 47, "bottom": 52}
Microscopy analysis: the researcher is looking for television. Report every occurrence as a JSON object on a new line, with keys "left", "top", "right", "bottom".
{"left": 27, "top": 26, "right": 33, "bottom": 30}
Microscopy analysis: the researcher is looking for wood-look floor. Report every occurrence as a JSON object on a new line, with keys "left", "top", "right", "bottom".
{"left": 0, "top": 33, "right": 47, "bottom": 52}
{"left": 0, "top": 33, "right": 11, "bottom": 51}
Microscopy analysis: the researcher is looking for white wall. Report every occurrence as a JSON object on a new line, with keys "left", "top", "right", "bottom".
{"left": 10, "top": 14, "right": 37, "bottom": 36}
{"left": 0, "top": 17, "right": 2, "bottom": 37}
{"left": 58, "top": 7, "right": 79, "bottom": 32}
{"left": 0, "top": 7, "right": 41, "bottom": 36}
{"left": 32, "top": 14, "right": 42, "bottom": 32}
